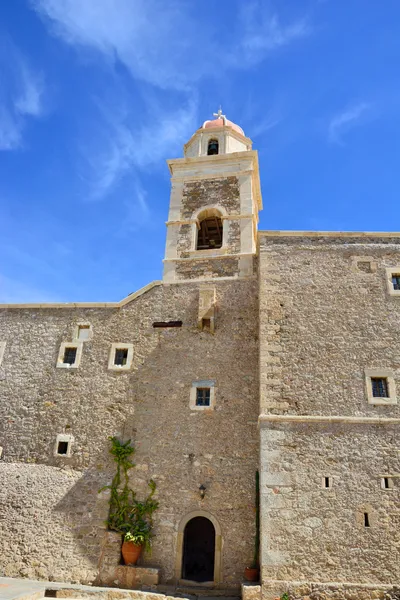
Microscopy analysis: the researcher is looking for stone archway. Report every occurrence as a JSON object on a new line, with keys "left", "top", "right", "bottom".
{"left": 175, "top": 510, "right": 222, "bottom": 585}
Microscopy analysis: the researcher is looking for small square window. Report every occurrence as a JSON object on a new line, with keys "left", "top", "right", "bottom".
{"left": 190, "top": 380, "right": 215, "bottom": 410}
{"left": 77, "top": 325, "right": 91, "bottom": 341}
{"left": 381, "top": 476, "right": 394, "bottom": 490}
{"left": 54, "top": 434, "right": 73, "bottom": 457}
{"left": 371, "top": 377, "right": 389, "bottom": 398}
{"left": 386, "top": 267, "right": 400, "bottom": 296}
{"left": 108, "top": 343, "right": 134, "bottom": 371}
{"left": 114, "top": 348, "right": 128, "bottom": 366}
{"left": 365, "top": 369, "right": 396, "bottom": 405}
{"left": 57, "top": 342, "right": 82, "bottom": 369}
{"left": 392, "top": 274, "right": 400, "bottom": 291}
{"left": 196, "top": 388, "right": 211, "bottom": 406}
{"left": 63, "top": 347, "right": 77, "bottom": 365}
{"left": 57, "top": 441, "right": 69, "bottom": 455}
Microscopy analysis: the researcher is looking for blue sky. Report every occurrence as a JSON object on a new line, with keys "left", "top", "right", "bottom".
{"left": 1, "top": 1, "right": 400, "bottom": 302}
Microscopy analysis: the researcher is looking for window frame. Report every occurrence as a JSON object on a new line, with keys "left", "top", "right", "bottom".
{"left": 56, "top": 342, "right": 83, "bottom": 369}
{"left": 73, "top": 322, "right": 93, "bottom": 342}
{"left": 54, "top": 434, "right": 74, "bottom": 457}
{"left": 386, "top": 267, "right": 400, "bottom": 296}
{"left": 365, "top": 369, "right": 397, "bottom": 405}
{"left": 108, "top": 343, "right": 134, "bottom": 371}
{"left": 190, "top": 380, "right": 216, "bottom": 411}
{"left": 0, "top": 342, "right": 6, "bottom": 366}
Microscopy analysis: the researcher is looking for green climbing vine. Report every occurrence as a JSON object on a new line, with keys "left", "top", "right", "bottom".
{"left": 99, "top": 437, "right": 159, "bottom": 551}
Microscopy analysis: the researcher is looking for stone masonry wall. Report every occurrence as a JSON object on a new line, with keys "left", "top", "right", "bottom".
{"left": 258, "top": 235, "right": 400, "bottom": 587}
{"left": 180, "top": 177, "right": 240, "bottom": 219}
{"left": 0, "top": 279, "right": 259, "bottom": 586}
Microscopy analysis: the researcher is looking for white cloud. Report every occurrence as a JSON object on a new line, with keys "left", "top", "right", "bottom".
{"left": 32, "top": 0, "right": 310, "bottom": 197}
{"left": 235, "top": 3, "right": 310, "bottom": 68}
{"left": 328, "top": 102, "right": 371, "bottom": 145}
{"left": 0, "top": 39, "right": 45, "bottom": 151}
{"left": 15, "top": 68, "right": 44, "bottom": 117}
{"left": 33, "top": 0, "right": 311, "bottom": 90}
{"left": 86, "top": 94, "right": 198, "bottom": 199}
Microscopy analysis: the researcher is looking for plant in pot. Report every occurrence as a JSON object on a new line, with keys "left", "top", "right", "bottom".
{"left": 100, "top": 437, "right": 159, "bottom": 566}
{"left": 244, "top": 470, "right": 260, "bottom": 582}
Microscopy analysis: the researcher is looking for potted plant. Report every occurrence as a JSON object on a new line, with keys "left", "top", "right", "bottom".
{"left": 100, "top": 437, "right": 159, "bottom": 566}
{"left": 244, "top": 470, "right": 260, "bottom": 582}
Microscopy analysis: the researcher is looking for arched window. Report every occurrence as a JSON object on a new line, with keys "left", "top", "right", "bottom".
{"left": 207, "top": 139, "right": 219, "bottom": 155}
{"left": 197, "top": 215, "right": 223, "bottom": 250}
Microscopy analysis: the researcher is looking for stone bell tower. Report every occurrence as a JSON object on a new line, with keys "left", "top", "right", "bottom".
{"left": 163, "top": 110, "right": 262, "bottom": 283}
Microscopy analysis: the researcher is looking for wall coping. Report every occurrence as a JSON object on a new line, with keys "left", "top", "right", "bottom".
{"left": 259, "top": 230, "right": 400, "bottom": 238}
{"left": 0, "top": 280, "right": 162, "bottom": 310}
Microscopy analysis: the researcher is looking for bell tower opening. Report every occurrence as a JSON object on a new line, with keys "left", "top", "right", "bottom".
{"left": 207, "top": 138, "right": 219, "bottom": 155}
{"left": 197, "top": 215, "right": 223, "bottom": 250}
{"left": 182, "top": 516, "right": 215, "bottom": 583}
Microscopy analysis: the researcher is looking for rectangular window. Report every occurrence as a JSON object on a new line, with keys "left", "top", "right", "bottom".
{"left": 392, "top": 274, "right": 400, "bottom": 291}
{"left": 77, "top": 325, "right": 91, "bottom": 340}
{"left": 381, "top": 476, "right": 394, "bottom": 490}
{"left": 57, "top": 441, "right": 69, "bottom": 455}
{"left": 371, "top": 377, "right": 389, "bottom": 398}
{"left": 364, "top": 512, "right": 370, "bottom": 528}
{"left": 323, "top": 476, "right": 332, "bottom": 489}
{"left": 63, "top": 347, "right": 77, "bottom": 365}
{"left": 114, "top": 348, "right": 128, "bottom": 366}
{"left": 196, "top": 388, "right": 211, "bottom": 407}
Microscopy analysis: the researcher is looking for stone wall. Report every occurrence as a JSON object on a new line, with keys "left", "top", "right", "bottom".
{"left": 180, "top": 177, "right": 240, "bottom": 219}
{"left": 0, "top": 279, "right": 259, "bottom": 586}
{"left": 261, "top": 579, "right": 400, "bottom": 600}
{"left": 258, "top": 235, "right": 400, "bottom": 586}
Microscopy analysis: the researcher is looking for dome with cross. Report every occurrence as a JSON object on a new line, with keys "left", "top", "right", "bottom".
{"left": 202, "top": 109, "right": 245, "bottom": 137}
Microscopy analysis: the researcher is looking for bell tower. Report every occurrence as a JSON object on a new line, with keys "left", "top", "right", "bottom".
{"left": 163, "top": 110, "right": 262, "bottom": 283}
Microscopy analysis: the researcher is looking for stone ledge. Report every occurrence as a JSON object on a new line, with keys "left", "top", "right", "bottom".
{"left": 97, "top": 565, "right": 160, "bottom": 589}
{"left": 242, "top": 583, "right": 261, "bottom": 600}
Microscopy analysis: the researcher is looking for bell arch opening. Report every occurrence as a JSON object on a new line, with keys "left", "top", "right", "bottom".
{"left": 181, "top": 516, "right": 216, "bottom": 583}
{"left": 196, "top": 210, "right": 223, "bottom": 250}
{"left": 207, "top": 138, "right": 219, "bottom": 155}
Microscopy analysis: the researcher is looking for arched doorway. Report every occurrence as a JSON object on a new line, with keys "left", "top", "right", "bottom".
{"left": 182, "top": 516, "right": 216, "bottom": 582}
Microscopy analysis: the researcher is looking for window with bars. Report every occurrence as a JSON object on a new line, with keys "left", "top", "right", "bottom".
{"left": 114, "top": 348, "right": 128, "bottom": 366}
{"left": 207, "top": 139, "right": 219, "bottom": 155}
{"left": 371, "top": 377, "right": 389, "bottom": 398}
{"left": 392, "top": 274, "right": 400, "bottom": 290}
{"left": 197, "top": 217, "right": 223, "bottom": 250}
{"left": 63, "top": 347, "right": 77, "bottom": 365}
{"left": 196, "top": 388, "right": 211, "bottom": 406}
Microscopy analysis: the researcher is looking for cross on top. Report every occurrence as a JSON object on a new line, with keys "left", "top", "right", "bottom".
{"left": 213, "top": 107, "right": 226, "bottom": 124}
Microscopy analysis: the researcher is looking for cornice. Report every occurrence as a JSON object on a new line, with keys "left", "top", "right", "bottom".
{"left": 259, "top": 414, "right": 400, "bottom": 426}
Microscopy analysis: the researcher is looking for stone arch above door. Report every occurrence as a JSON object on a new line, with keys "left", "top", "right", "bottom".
{"left": 175, "top": 510, "right": 222, "bottom": 585}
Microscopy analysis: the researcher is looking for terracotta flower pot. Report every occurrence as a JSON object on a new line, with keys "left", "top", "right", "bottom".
{"left": 244, "top": 566, "right": 259, "bottom": 582}
{"left": 121, "top": 540, "right": 143, "bottom": 565}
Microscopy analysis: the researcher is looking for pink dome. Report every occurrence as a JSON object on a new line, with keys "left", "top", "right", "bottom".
{"left": 202, "top": 117, "right": 245, "bottom": 137}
